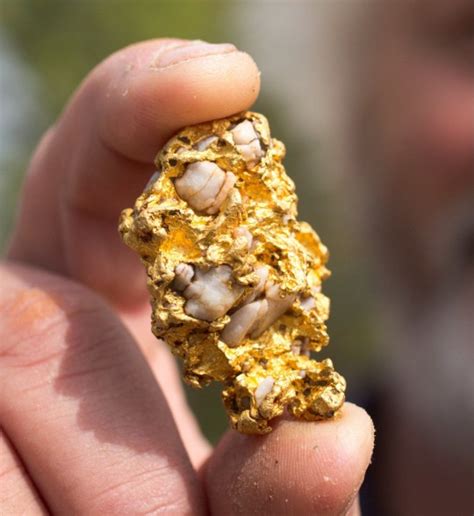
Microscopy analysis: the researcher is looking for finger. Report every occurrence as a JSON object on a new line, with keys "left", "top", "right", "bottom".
{"left": 0, "top": 429, "right": 47, "bottom": 515}
{"left": 346, "top": 497, "right": 362, "bottom": 516}
{"left": 0, "top": 263, "right": 205, "bottom": 514}
{"left": 8, "top": 38, "right": 261, "bottom": 309}
{"left": 122, "top": 310, "right": 212, "bottom": 468}
{"left": 204, "top": 403, "right": 374, "bottom": 515}
{"left": 8, "top": 39, "right": 259, "bottom": 455}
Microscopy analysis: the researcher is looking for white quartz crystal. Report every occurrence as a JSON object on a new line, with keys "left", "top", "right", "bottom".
{"left": 255, "top": 377, "right": 275, "bottom": 407}
{"left": 230, "top": 121, "right": 263, "bottom": 166}
{"left": 175, "top": 161, "right": 236, "bottom": 214}
{"left": 182, "top": 265, "right": 243, "bottom": 321}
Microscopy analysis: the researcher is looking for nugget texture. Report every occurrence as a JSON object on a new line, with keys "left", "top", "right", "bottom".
{"left": 119, "top": 112, "right": 346, "bottom": 434}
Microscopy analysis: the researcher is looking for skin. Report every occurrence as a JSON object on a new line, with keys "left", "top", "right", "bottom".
{"left": 0, "top": 39, "right": 374, "bottom": 515}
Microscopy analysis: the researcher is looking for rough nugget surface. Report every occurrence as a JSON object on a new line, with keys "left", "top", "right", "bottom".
{"left": 119, "top": 112, "right": 346, "bottom": 434}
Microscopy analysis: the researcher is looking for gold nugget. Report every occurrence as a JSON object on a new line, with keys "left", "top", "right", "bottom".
{"left": 119, "top": 112, "right": 346, "bottom": 434}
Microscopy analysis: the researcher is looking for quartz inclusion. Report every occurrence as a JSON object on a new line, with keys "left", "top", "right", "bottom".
{"left": 119, "top": 112, "right": 346, "bottom": 434}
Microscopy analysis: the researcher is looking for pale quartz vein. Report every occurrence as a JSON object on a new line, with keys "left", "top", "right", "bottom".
{"left": 221, "top": 279, "right": 295, "bottom": 347}
{"left": 231, "top": 120, "right": 264, "bottom": 166}
{"left": 255, "top": 377, "right": 275, "bottom": 407}
{"left": 181, "top": 265, "right": 243, "bottom": 322}
{"left": 221, "top": 299, "right": 267, "bottom": 347}
{"left": 174, "top": 161, "right": 235, "bottom": 214}
{"left": 173, "top": 263, "right": 194, "bottom": 291}
{"left": 195, "top": 135, "right": 218, "bottom": 151}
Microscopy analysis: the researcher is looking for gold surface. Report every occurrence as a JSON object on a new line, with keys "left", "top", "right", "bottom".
{"left": 119, "top": 112, "right": 346, "bottom": 434}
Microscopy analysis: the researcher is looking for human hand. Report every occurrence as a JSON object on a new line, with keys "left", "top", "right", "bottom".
{"left": 1, "top": 39, "right": 374, "bottom": 515}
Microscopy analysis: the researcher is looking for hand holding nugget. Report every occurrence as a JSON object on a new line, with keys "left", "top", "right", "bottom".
{"left": 3, "top": 38, "right": 372, "bottom": 515}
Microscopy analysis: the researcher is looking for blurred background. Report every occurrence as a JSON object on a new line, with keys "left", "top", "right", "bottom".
{"left": 1, "top": 1, "right": 473, "bottom": 514}
{"left": 0, "top": 0, "right": 376, "bottom": 441}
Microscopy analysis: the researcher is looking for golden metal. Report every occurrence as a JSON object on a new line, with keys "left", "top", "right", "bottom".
{"left": 119, "top": 112, "right": 345, "bottom": 434}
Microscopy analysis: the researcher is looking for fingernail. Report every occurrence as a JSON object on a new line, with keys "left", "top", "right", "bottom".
{"left": 155, "top": 42, "right": 237, "bottom": 68}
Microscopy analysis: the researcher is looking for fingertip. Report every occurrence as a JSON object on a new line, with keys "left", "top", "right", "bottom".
{"left": 95, "top": 40, "right": 261, "bottom": 162}
{"left": 205, "top": 403, "right": 374, "bottom": 515}
{"left": 140, "top": 49, "right": 261, "bottom": 143}
{"left": 333, "top": 402, "right": 375, "bottom": 461}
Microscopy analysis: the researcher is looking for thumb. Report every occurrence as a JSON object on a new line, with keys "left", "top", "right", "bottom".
{"left": 204, "top": 403, "right": 374, "bottom": 515}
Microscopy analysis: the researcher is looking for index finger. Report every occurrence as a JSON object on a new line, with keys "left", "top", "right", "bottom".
{"left": 8, "top": 38, "right": 260, "bottom": 308}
